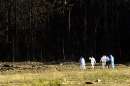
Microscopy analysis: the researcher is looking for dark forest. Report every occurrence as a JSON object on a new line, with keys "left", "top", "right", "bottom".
{"left": 0, "top": 0, "right": 130, "bottom": 62}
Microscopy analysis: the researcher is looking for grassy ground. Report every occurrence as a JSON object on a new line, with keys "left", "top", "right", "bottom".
{"left": 0, "top": 62, "right": 129, "bottom": 86}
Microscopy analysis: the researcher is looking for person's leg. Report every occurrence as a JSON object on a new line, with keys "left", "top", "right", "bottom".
{"left": 111, "top": 61, "right": 115, "bottom": 69}
{"left": 102, "top": 62, "right": 106, "bottom": 69}
{"left": 108, "top": 61, "right": 111, "bottom": 68}
{"left": 106, "top": 61, "right": 108, "bottom": 68}
{"left": 83, "top": 65, "right": 86, "bottom": 70}
{"left": 91, "top": 63, "right": 94, "bottom": 69}
{"left": 80, "top": 64, "right": 83, "bottom": 70}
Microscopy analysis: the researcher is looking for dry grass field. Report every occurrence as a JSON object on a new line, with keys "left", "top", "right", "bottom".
{"left": 0, "top": 62, "right": 129, "bottom": 86}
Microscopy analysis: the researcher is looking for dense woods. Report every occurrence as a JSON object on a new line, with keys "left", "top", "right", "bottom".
{"left": 0, "top": 0, "right": 130, "bottom": 62}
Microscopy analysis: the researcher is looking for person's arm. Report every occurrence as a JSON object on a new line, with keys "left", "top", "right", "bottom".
{"left": 95, "top": 59, "right": 96, "bottom": 63}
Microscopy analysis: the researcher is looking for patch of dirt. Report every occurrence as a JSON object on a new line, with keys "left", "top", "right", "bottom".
{"left": 0, "top": 62, "right": 50, "bottom": 73}
{"left": 0, "top": 62, "right": 128, "bottom": 73}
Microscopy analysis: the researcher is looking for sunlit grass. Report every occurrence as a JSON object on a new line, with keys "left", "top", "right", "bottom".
{"left": 0, "top": 64, "right": 130, "bottom": 86}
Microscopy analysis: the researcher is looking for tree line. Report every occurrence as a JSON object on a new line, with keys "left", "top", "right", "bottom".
{"left": 0, "top": 0, "right": 129, "bottom": 62}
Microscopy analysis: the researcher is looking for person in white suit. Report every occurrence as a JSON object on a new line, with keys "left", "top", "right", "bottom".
{"left": 80, "top": 56, "right": 86, "bottom": 70}
{"left": 89, "top": 56, "right": 96, "bottom": 69}
{"left": 109, "top": 54, "right": 115, "bottom": 69}
{"left": 100, "top": 55, "right": 108, "bottom": 69}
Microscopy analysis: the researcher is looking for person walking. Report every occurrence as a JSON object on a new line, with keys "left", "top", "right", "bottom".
{"left": 80, "top": 56, "right": 86, "bottom": 70}
{"left": 89, "top": 56, "right": 96, "bottom": 69}
{"left": 100, "top": 55, "right": 107, "bottom": 69}
{"left": 109, "top": 54, "right": 115, "bottom": 69}
{"left": 106, "top": 56, "right": 110, "bottom": 68}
